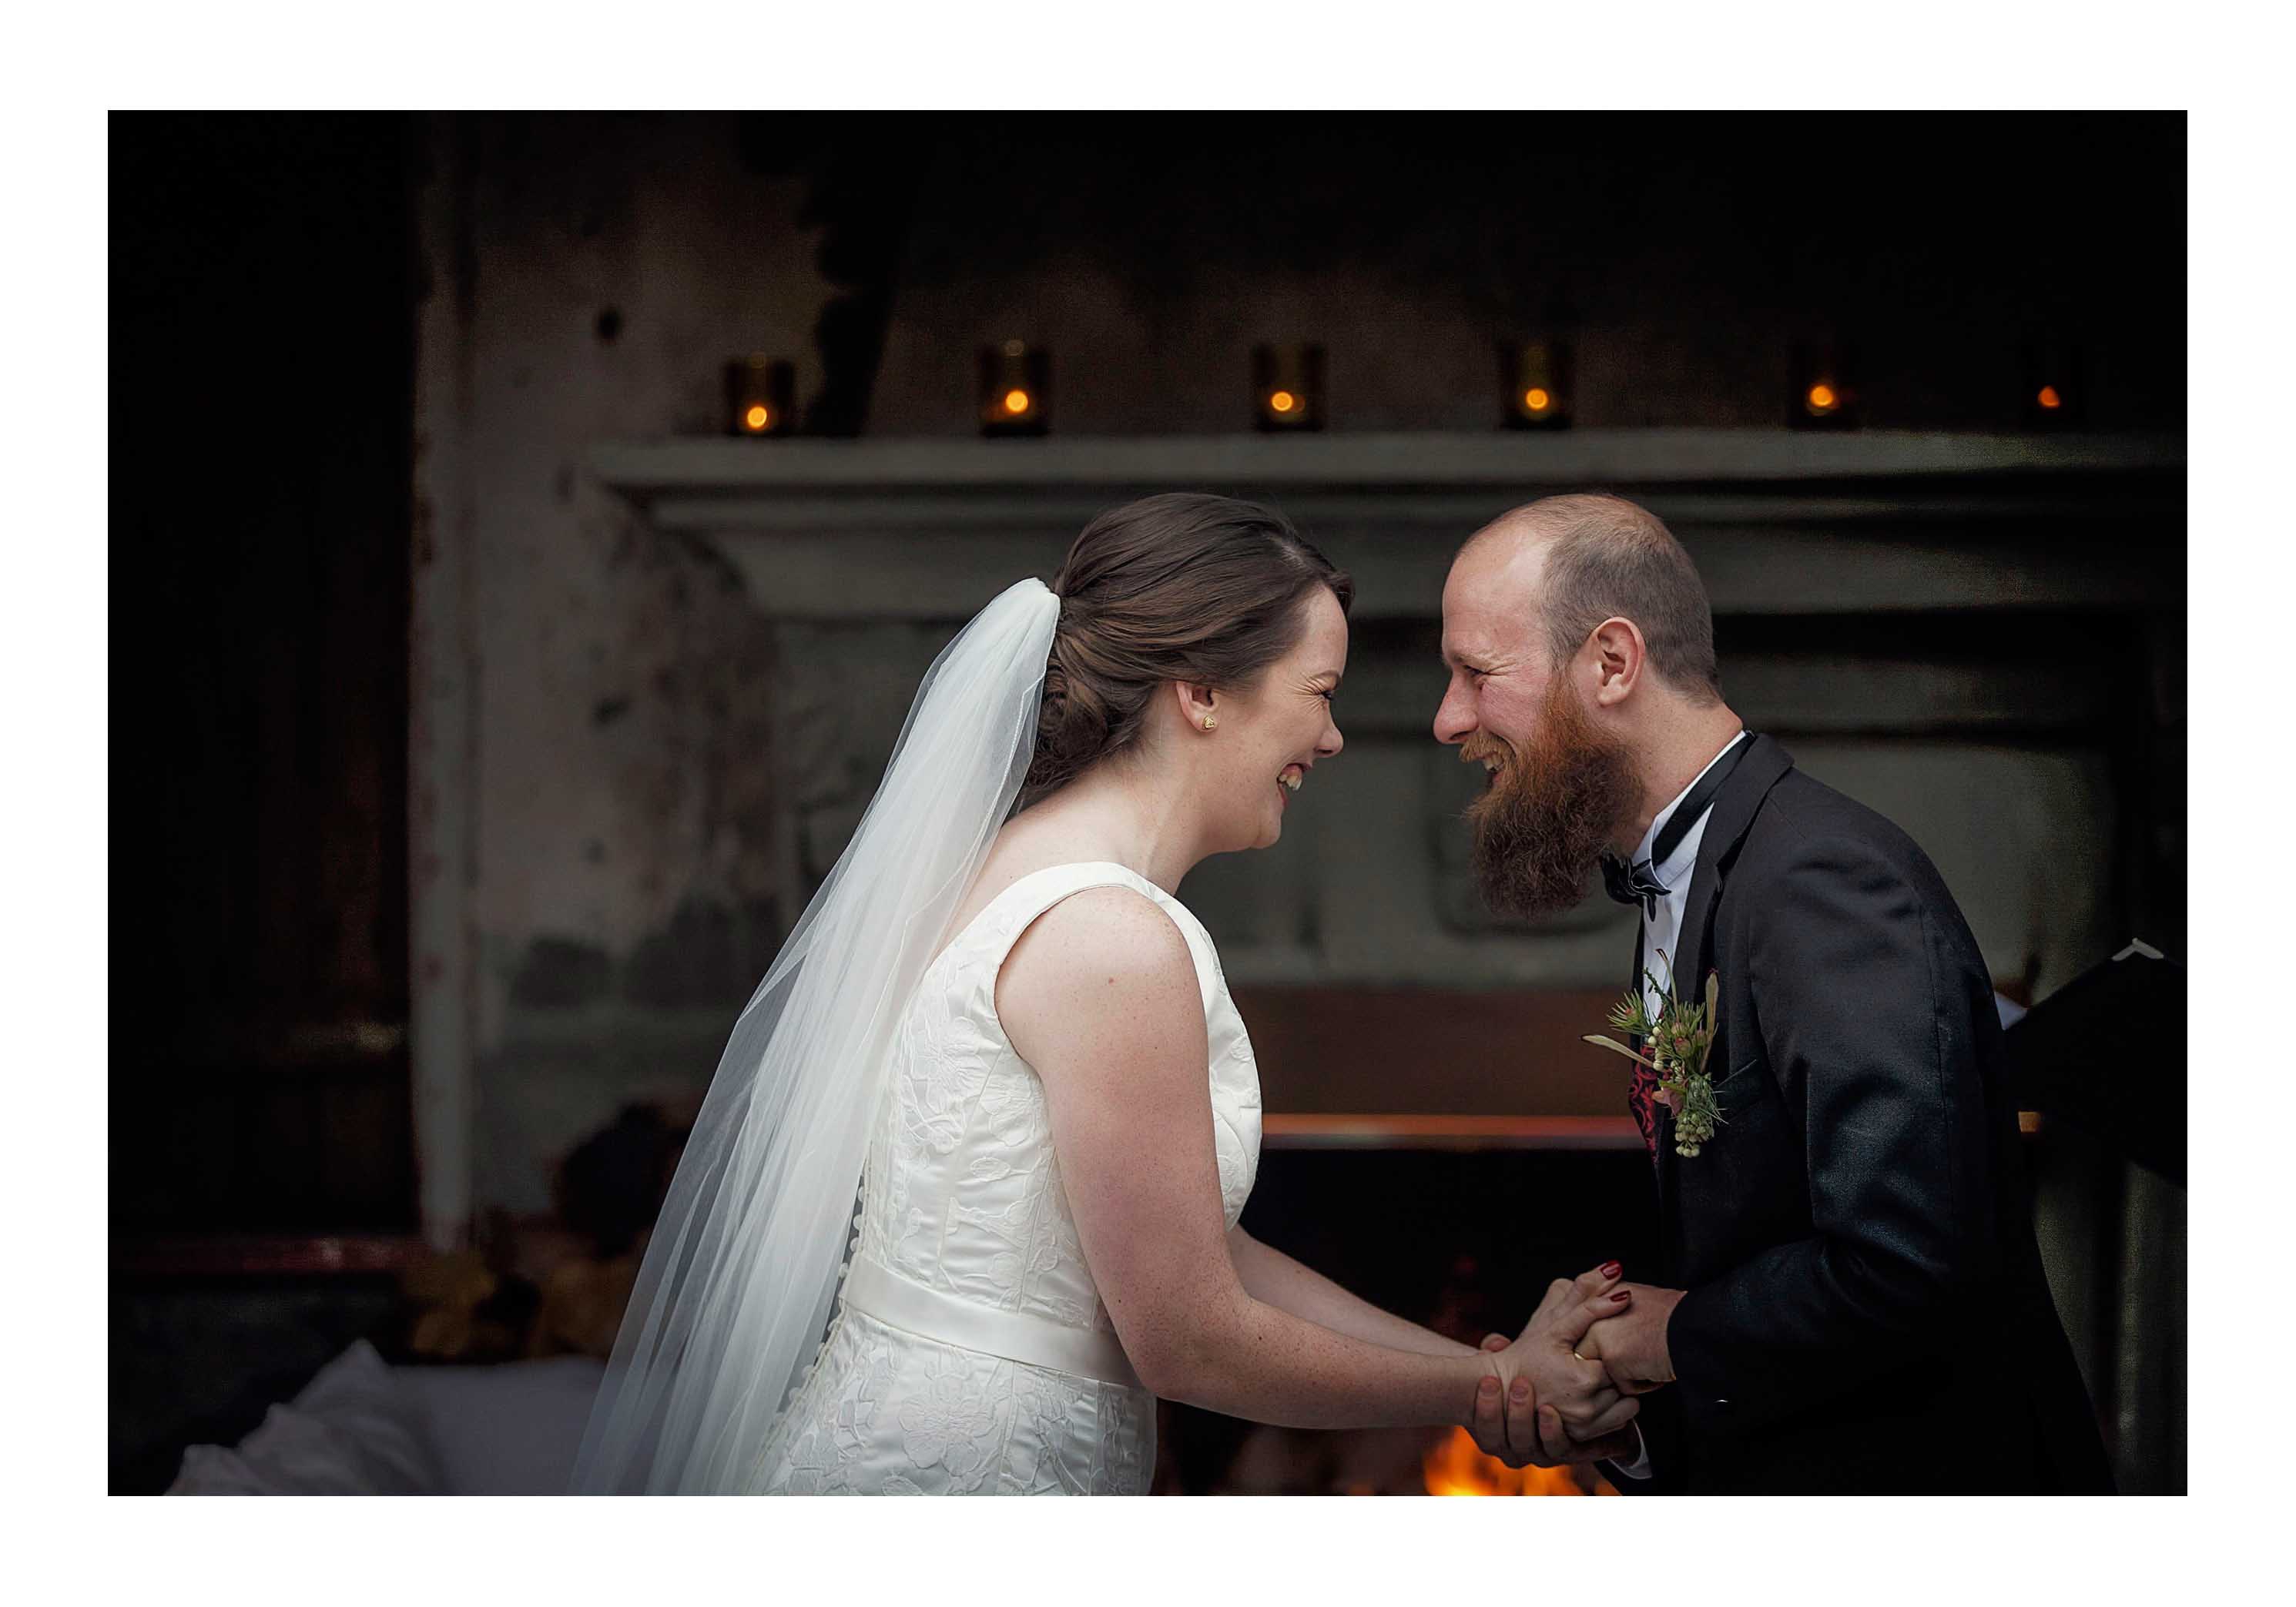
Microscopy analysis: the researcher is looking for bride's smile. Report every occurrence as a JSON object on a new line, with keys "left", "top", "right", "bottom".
{"left": 1198, "top": 584, "right": 1347, "bottom": 851}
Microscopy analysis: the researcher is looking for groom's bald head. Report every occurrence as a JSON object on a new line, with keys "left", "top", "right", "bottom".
{"left": 1460, "top": 494, "right": 1721, "bottom": 705}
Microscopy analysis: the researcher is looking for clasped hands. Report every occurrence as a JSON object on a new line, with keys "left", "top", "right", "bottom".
{"left": 1465, "top": 1267, "right": 1685, "bottom": 1470}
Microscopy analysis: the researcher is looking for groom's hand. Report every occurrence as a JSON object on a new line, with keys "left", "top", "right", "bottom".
{"left": 1577, "top": 1281, "right": 1684, "bottom": 1392}
{"left": 1469, "top": 1333, "right": 1644, "bottom": 1468}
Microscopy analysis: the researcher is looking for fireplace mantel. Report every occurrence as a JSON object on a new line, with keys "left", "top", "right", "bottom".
{"left": 591, "top": 430, "right": 2182, "bottom": 621}
{"left": 593, "top": 428, "right": 2180, "bottom": 501}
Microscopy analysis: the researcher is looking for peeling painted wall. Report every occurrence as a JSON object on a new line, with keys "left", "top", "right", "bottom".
{"left": 415, "top": 114, "right": 836, "bottom": 1214}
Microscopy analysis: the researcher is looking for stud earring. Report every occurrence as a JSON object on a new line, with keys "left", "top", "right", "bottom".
{"left": 1201, "top": 715, "right": 1218, "bottom": 732}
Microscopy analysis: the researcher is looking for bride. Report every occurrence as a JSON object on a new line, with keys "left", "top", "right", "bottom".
{"left": 571, "top": 493, "right": 1639, "bottom": 1495}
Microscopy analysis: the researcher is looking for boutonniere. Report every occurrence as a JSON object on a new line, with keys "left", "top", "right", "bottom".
{"left": 1584, "top": 954, "right": 1725, "bottom": 1158}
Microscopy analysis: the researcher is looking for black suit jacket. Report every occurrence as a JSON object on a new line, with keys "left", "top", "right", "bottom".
{"left": 1611, "top": 735, "right": 2112, "bottom": 1495}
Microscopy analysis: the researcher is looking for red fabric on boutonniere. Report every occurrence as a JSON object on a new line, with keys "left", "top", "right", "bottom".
{"left": 1627, "top": 1059, "right": 1662, "bottom": 1157}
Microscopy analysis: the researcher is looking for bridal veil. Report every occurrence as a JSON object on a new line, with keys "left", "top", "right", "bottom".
{"left": 570, "top": 578, "right": 1059, "bottom": 1492}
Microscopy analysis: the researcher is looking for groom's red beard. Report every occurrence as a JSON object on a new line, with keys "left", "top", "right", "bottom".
{"left": 1463, "top": 678, "right": 1641, "bottom": 919}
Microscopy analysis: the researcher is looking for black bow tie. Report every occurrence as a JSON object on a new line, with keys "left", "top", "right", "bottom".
{"left": 1601, "top": 854, "right": 1670, "bottom": 918}
{"left": 1600, "top": 733, "right": 1754, "bottom": 920}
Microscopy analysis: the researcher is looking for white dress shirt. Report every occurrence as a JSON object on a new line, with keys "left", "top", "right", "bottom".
{"left": 1634, "top": 729, "right": 1749, "bottom": 1020}
{"left": 1605, "top": 728, "right": 1746, "bottom": 1486}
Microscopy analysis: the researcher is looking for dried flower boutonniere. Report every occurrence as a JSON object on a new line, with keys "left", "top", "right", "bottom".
{"left": 1584, "top": 956, "right": 1726, "bottom": 1158}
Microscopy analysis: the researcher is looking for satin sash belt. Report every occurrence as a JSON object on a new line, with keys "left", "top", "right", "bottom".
{"left": 840, "top": 1254, "right": 1145, "bottom": 1392}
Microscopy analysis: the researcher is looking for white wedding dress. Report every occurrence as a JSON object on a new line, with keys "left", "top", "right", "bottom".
{"left": 749, "top": 862, "right": 1263, "bottom": 1495}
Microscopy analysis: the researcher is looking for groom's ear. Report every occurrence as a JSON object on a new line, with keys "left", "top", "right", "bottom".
{"left": 1589, "top": 617, "right": 1647, "bottom": 708}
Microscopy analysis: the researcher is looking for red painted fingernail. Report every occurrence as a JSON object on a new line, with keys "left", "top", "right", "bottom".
{"left": 1610, "top": 1289, "right": 1631, "bottom": 1302}
{"left": 1600, "top": 1261, "right": 1622, "bottom": 1278}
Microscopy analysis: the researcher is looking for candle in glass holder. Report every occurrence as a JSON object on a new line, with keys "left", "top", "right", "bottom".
{"left": 725, "top": 355, "right": 795, "bottom": 437}
{"left": 1790, "top": 342, "right": 1858, "bottom": 431}
{"left": 979, "top": 340, "right": 1050, "bottom": 437}
{"left": 2024, "top": 342, "right": 2084, "bottom": 430}
{"left": 1500, "top": 340, "right": 1572, "bottom": 430}
{"left": 1253, "top": 343, "right": 1326, "bottom": 432}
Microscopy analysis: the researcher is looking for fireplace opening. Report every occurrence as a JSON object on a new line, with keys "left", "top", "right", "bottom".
{"left": 1155, "top": 1146, "right": 1658, "bottom": 1494}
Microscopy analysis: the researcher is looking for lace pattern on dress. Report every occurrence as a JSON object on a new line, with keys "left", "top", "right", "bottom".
{"left": 752, "top": 863, "right": 1258, "bottom": 1495}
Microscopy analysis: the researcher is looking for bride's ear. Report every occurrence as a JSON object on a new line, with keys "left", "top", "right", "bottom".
{"left": 1174, "top": 680, "right": 1219, "bottom": 731}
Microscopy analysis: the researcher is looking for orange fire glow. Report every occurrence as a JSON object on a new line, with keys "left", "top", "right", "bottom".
{"left": 1523, "top": 387, "right": 1551, "bottom": 411}
{"left": 2037, "top": 385, "right": 2063, "bottom": 410}
{"left": 1805, "top": 383, "right": 1838, "bottom": 413}
{"left": 1422, "top": 1426, "right": 1595, "bottom": 1496}
{"left": 742, "top": 403, "right": 771, "bottom": 431}
{"left": 1269, "top": 390, "right": 1298, "bottom": 414}
{"left": 1003, "top": 389, "right": 1032, "bottom": 415}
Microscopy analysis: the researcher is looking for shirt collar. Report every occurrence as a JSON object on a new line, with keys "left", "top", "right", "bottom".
{"left": 1634, "top": 728, "right": 1748, "bottom": 882}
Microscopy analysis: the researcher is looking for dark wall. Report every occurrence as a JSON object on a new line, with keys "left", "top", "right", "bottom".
{"left": 111, "top": 113, "right": 417, "bottom": 1233}
{"left": 867, "top": 113, "right": 2186, "bottom": 434}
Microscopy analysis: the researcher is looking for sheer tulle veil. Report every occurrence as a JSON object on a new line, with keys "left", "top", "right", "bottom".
{"left": 569, "top": 578, "right": 1060, "bottom": 1493}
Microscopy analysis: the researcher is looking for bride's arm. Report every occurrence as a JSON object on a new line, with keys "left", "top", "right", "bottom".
{"left": 1226, "top": 1228, "right": 1475, "bottom": 1358}
{"left": 999, "top": 889, "right": 1634, "bottom": 1437}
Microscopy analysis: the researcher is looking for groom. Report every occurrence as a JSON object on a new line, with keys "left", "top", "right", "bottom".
{"left": 1442, "top": 494, "right": 2113, "bottom": 1494}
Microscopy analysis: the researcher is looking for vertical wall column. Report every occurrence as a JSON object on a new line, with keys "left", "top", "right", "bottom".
{"left": 407, "top": 114, "right": 480, "bottom": 1250}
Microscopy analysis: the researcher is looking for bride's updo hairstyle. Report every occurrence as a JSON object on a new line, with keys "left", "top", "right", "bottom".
{"left": 1022, "top": 492, "right": 1352, "bottom": 810}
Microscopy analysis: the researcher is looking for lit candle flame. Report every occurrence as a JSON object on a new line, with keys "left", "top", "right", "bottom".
{"left": 1805, "top": 383, "right": 1838, "bottom": 413}
{"left": 743, "top": 403, "right": 770, "bottom": 431}
{"left": 2037, "top": 385, "right": 2062, "bottom": 410}
{"left": 1523, "top": 387, "right": 1550, "bottom": 411}
{"left": 1004, "top": 389, "right": 1031, "bottom": 415}
{"left": 1269, "top": 390, "right": 1298, "bottom": 414}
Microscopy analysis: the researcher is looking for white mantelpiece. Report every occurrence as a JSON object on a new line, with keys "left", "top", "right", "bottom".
{"left": 593, "top": 428, "right": 2180, "bottom": 498}
{"left": 592, "top": 430, "right": 2182, "bottom": 621}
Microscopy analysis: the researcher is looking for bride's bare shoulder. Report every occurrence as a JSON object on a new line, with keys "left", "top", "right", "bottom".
{"left": 994, "top": 886, "right": 1198, "bottom": 1059}
{"left": 1004, "top": 885, "right": 1191, "bottom": 987}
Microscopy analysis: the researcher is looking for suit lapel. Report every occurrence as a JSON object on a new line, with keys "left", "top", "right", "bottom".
{"left": 1670, "top": 735, "right": 1795, "bottom": 1021}
{"left": 1650, "top": 735, "right": 1795, "bottom": 1247}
